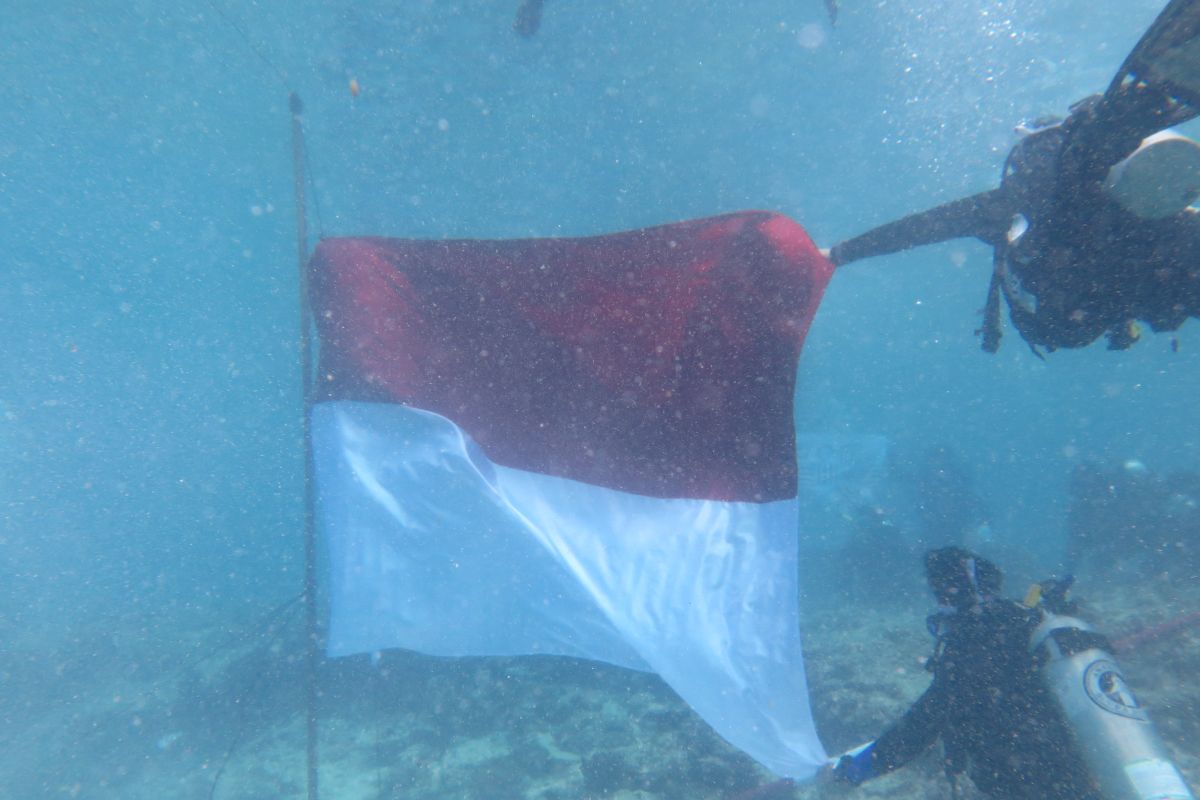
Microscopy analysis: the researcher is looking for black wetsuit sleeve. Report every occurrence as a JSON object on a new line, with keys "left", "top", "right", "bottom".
{"left": 869, "top": 673, "right": 952, "bottom": 776}
{"left": 829, "top": 189, "right": 1011, "bottom": 267}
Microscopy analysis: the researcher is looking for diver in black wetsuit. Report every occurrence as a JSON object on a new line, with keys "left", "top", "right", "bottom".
{"left": 828, "top": 0, "right": 1200, "bottom": 356}
{"left": 830, "top": 547, "right": 1098, "bottom": 799}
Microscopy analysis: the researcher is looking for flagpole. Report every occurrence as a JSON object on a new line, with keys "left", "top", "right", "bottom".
{"left": 290, "top": 91, "right": 321, "bottom": 800}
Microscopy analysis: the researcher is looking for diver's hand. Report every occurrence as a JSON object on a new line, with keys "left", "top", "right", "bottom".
{"left": 816, "top": 760, "right": 853, "bottom": 797}
{"left": 820, "top": 245, "right": 842, "bottom": 267}
{"left": 819, "top": 741, "right": 876, "bottom": 796}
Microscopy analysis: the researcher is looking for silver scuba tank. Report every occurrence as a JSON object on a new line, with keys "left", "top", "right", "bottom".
{"left": 1031, "top": 612, "right": 1195, "bottom": 800}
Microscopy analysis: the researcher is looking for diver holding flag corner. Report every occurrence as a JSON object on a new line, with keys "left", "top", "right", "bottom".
{"left": 823, "top": 548, "right": 1194, "bottom": 800}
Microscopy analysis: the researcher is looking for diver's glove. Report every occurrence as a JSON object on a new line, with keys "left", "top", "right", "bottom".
{"left": 832, "top": 742, "right": 877, "bottom": 785}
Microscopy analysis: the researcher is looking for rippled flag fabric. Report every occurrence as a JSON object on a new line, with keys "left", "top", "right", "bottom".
{"left": 308, "top": 211, "right": 834, "bottom": 778}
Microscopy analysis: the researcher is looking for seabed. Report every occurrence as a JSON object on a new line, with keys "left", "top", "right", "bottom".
{"left": 2, "top": 562, "right": 1196, "bottom": 800}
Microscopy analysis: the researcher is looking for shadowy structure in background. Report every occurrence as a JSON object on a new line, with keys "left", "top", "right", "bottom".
{"left": 1067, "top": 461, "right": 1200, "bottom": 579}
{"left": 514, "top": 0, "right": 546, "bottom": 37}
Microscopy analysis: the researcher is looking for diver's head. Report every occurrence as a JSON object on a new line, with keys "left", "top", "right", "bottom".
{"left": 1003, "top": 96, "right": 1113, "bottom": 201}
{"left": 1002, "top": 121, "right": 1068, "bottom": 215}
{"left": 924, "top": 546, "right": 1002, "bottom": 610}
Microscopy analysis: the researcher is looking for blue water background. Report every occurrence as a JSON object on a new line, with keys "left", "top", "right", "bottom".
{"left": 1, "top": 0, "right": 1196, "bottom": 790}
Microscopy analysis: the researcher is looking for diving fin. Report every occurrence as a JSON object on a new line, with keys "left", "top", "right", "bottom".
{"left": 1059, "top": 0, "right": 1200, "bottom": 190}
{"left": 1109, "top": 0, "right": 1200, "bottom": 111}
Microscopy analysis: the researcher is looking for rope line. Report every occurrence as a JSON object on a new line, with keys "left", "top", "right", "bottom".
{"left": 205, "top": 0, "right": 292, "bottom": 93}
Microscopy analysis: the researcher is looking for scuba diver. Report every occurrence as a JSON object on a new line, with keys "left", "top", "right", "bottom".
{"left": 828, "top": 0, "right": 1200, "bottom": 356}
{"left": 830, "top": 547, "right": 1096, "bottom": 799}
{"left": 829, "top": 548, "right": 1196, "bottom": 800}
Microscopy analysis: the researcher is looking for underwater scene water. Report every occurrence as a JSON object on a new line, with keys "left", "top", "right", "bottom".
{"left": 3, "top": 0, "right": 1199, "bottom": 797}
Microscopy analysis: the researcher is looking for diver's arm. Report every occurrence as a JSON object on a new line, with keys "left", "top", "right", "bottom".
{"left": 828, "top": 189, "right": 1010, "bottom": 267}
{"left": 867, "top": 678, "right": 951, "bottom": 776}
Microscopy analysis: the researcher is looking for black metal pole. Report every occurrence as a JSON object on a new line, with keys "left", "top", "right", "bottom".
{"left": 290, "top": 91, "right": 320, "bottom": 800}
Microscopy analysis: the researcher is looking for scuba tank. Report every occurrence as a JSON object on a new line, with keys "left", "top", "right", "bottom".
{"left": 1027, "top": 579, "right": 1195, "bottom": 800}
{"left": 1103, "top": 130, "right": 1200, "bottom": 220}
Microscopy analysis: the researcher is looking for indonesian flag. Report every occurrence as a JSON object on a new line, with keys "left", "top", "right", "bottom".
{"left": 308, "top": 211, "right": 834, "bottom": 779}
